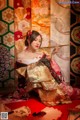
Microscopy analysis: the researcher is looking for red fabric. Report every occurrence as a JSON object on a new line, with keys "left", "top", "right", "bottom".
{"left": 6, "top": 98, "right": 80, "bottom": 120}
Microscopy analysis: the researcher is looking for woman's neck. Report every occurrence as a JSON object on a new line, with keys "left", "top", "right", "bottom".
{"left": 27, "top": 46, "right": 37, "bottom": 53}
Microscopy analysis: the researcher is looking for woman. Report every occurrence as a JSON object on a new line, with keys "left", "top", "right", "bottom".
{"left": 15, "top": 30, "right": 80, "bottom": 106}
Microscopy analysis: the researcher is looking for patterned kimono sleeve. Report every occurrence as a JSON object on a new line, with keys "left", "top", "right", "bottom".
{"left": 50, "top": 59, "right": 64, "bottom": 82}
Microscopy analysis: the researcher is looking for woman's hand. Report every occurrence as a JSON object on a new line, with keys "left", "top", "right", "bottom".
{"left": 52, "top": 46, "right": 61, "bottom": 54}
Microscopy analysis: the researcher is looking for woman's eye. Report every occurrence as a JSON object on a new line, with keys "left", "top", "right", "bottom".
{"left": 39, "top": 40, "right": 41, "bottom": 42}
{"left": 35, "top": 39, "right": 37, "bottom": 41}
{"left": 39, "top": 40, "right": 41, "bottom": 43}
{"left": 35, "top": 39, "right": 41, "bottom": 43}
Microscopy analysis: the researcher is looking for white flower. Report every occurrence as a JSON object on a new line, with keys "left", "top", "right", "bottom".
{"left": 18, "top": 20, "right": 30, "bottom": 32}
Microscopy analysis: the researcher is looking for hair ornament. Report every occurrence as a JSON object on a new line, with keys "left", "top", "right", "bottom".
{"left": 27, "top": 30, "right": 32, "bottom": 38}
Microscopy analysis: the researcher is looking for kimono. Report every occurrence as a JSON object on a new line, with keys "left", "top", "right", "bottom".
{"left": 15, "top": 54, "right": 80, "bottom": 106}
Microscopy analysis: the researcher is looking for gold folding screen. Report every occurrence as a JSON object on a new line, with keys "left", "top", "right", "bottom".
{"left": 14, "top": 0, "right": 50, "bottom": 54}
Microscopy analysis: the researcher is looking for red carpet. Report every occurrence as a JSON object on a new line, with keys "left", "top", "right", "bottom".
{"left": 6, "top": 98, "right": 80, "bottom": 120}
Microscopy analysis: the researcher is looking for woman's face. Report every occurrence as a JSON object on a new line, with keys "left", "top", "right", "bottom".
{"left": 30, "top": 35, "right": 42, "bottom": 51}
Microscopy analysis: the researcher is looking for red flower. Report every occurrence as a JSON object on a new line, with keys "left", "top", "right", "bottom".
{"left": 14, "top": 0, "right": 23, "bottom": 8}
{"left": 27, "top": 30, "right": 32, "bottom": 37}
{"left": 25, "top": 7, "right": 31, "bottom": 19}
{"left": 14, "top": 31, "right": 23, "bottom": 41}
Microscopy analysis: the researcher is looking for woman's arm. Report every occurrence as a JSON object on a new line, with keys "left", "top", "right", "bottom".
{"left": 50, "top": 59, "right": 61, "bottom": 76}
{"left": 50, "top": 59, "right": 64, "bottom": 82}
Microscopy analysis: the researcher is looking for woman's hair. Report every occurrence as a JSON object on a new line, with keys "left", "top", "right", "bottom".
{"left": 25, "top": 30, "right": 42, "bottom": 46}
